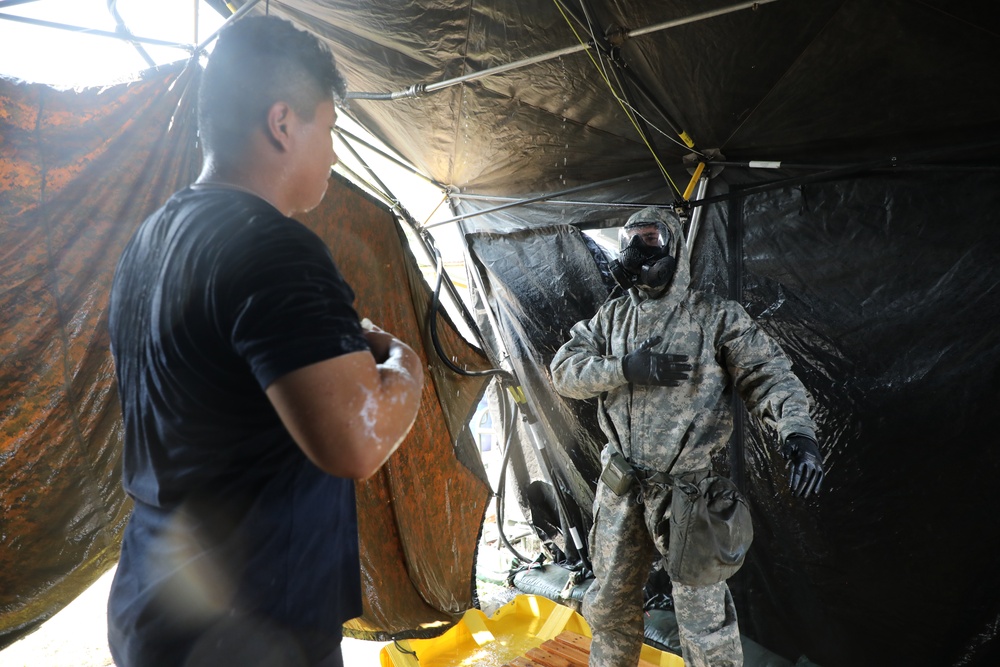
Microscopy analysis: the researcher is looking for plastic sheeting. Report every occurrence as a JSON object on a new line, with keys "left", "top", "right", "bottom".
{"left": 462, "top": 168, "right": 1000, "bottom": 667}
{"left": 302, "top": 179, "right": 493, "bottom": 641}
{"left": 379, "top": 594, "right": 683, "bottom": 667}
{"left": 0, "top": 64, "right": 492, "bottom": 648}
{"left": 465, "top": 224, "right": 612, "bottom": 564}
{"left": 722, "top": 171, "right": 1000, "bottom": 667}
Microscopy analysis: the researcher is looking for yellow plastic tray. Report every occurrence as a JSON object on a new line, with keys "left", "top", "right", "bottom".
{"left": 380, "top": 594, "right": 683, "bottom": 666}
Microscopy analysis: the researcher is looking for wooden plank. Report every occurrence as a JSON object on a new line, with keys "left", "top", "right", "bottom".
{"left": 549, "top": 631, "right": 671, "bottom": 667}
{"left": 553, "top": 631, "right": 591, "bottom": 652}
{"left": 525, "top": 646, "right": 584, "bottom": 667}
{"left": 504, "top": 657, "right": 546, "bottom": 667}
{"left": 524, "top": 644, "right": 587, "bottom": 667}
{"left": 542, "top": 636, "right": 591, "bottom": 666}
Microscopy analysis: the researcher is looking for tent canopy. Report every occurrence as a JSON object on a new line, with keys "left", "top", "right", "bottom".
{"left": 2, "top": 1, "right": 1000, "bottom": 666}
{"left": 264, "top": 0, "right": 999, "bottom": 212}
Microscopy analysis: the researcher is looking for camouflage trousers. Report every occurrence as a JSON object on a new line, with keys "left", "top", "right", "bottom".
{"left": 583, "top": 470, "right": 743, "bottom": 667}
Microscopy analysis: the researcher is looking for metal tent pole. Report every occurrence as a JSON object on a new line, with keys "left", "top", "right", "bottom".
{"left": 465, "top": 244, "right": 592, "bottom": 574}
{"left": 425, "top": 169, "right": 661, "bottom": 229}
{"left": 347, "top": 0, "right": 779, "bottom": 101}
{"left": 685, "top": 176, "right": 711, "bottom": 258}
{"left": 193, "top": 0, "right": 261, "bottom": 53}
{"left": 0, "top": 12, "right": 194, "bottom": 50}
{"left": 334, "top": 128, "right": 488, "bottom": 347}
{"left": 0, "top": 0, "right": 43, "bottom": 9}
{"left": 106, "top": 0, "right": 155, "bottom": 67}
{"left": 333, "top": 126, "right": 446, "bottom": 189}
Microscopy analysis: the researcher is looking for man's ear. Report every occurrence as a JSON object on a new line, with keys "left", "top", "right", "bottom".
{"left": 266, "top": 101, "right": 294, "bottom": 150}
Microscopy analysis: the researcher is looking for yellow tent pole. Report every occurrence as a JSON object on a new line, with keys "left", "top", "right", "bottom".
{"left": 682, "top": 161, "right": 706, "bottom": 200}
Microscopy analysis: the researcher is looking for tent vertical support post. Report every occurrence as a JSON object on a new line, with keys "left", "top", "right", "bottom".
{"left": 685, "top": 176, "right": 710, "bottom": 259}
{"left": 465, "top": 249, "right": 591, "bottom": 573}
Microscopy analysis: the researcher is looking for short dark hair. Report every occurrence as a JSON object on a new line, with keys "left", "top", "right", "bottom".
{"left": 197, "top": 15, "right": 346, "bottom": 159}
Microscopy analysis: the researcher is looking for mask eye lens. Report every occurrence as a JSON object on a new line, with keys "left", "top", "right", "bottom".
{"left": 619, "top": 221, "right": 669, "bottom": 251}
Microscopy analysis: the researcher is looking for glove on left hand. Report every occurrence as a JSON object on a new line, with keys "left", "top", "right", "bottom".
{"left": 782, "top": 435, "right": 824, "bottom": 498}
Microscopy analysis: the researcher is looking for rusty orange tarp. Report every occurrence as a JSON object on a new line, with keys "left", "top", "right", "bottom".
{"left": 303, "top": 176, "right": 493, "bottom": 640}
{"left": 0, "top": 64, "right": 490, "bottom": 649}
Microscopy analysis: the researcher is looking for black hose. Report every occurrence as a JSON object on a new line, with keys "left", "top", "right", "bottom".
{"left": 494, "top": 395, "right": 534, "bottom": 565}
{"left": 426, "top": 242, "right": 584, "bottom": 572}
{"left": 427, "top": 245, "right": 532, "bottom": 562}
{"left": 429, "top": 245, "right": 511, "bottom": 379}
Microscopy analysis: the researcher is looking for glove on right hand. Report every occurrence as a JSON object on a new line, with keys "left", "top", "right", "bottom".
{"left": 622, "top": 335, "right": 692, "bottom": 387}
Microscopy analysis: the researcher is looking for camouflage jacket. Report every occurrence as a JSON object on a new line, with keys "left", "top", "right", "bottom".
{"left": 550, "top": 210, "right": 817, "bottom": 473}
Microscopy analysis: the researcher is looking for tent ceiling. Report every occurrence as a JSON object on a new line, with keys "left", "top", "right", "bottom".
{"left": 245, "top": 0, "right": 999, "bottom": 210}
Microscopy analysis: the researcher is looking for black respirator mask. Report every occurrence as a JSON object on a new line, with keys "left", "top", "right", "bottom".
{"left": 609, "top": 221, "right": 677, "bottom": 291}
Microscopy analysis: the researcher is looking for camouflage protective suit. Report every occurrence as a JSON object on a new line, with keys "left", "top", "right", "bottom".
{"left": 549, "top": 207, "right": 817, "bottom": 667}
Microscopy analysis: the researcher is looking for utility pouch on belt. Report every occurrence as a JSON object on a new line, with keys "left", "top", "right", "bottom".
{"left": 666, "top": 472, "right": 754, "bottom": 586}
{"left": 600, "top": 449, "right": 635, "bottom": 496}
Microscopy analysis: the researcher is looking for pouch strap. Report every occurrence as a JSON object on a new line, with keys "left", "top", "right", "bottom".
{"left": 632, "top": 466, "right": 672, "bottom": 486}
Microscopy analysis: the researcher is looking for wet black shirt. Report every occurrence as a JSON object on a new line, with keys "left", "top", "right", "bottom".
{"left": 107, "top": 187, "right": 369, "bottom": 666}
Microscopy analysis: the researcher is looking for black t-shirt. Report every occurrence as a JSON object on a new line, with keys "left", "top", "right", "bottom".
{"left": 107, "top": 187, "right": 370, "bottom": 666}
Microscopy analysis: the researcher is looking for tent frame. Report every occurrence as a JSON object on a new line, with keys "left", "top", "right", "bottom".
{"left": 0, "top": 0, "right": 259, "bottom": 62}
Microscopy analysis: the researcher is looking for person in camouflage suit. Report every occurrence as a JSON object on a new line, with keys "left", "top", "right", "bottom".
{"left": 550, "top": 206, "right": 824, "bottom": 667}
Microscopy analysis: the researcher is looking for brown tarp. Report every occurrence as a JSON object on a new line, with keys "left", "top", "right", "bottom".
{"left": 0, "top": 63, "right": 491, "bottom": 649}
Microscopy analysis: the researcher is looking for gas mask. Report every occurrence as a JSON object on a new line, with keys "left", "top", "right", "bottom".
{"left": 609, "top": 220, "right": 677, "bottom": 291}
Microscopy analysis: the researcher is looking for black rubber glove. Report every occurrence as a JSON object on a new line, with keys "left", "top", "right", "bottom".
{"left": 622, "top": 335, "right": 692, "bottom": 387}
{"left": 782, "top": 434, "right": 824, "bottom": 498}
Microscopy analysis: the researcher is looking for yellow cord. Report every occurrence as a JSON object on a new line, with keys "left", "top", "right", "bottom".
{"left": 553, "top": 0, "right": 685, "bottom": 196}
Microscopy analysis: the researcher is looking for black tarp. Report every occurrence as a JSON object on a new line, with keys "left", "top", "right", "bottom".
{"left": 462, "top": 169, "right": 1000, "bottom": 667}
{"left": 464, "top": 224, "right": 612, "bottom": 563}
{"left": 727, "top": 172, "right": 1000, "bottom": 667}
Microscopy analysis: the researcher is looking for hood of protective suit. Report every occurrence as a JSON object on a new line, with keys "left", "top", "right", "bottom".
{"left": 621, "top": 206, "right": 691, "bottom": 302}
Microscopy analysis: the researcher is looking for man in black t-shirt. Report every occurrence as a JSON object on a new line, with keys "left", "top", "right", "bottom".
{"left": 107, "top": 17, "right": 424, "bottom": 667}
